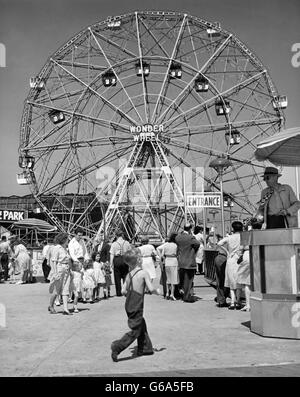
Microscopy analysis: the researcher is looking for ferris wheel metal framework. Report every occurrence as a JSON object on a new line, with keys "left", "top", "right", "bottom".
{"left": 18, "top": 11, "right": 286, "bottom": 242}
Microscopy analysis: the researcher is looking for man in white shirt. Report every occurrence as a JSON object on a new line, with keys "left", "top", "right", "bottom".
{"left": 110, "top": 230, "right": 131, "bottom": 296}
{"left": 0, "top": 236, "right": 12, "bottom": 281}
{"left": 68, "top": 228, "right": 90, "bottom": 264}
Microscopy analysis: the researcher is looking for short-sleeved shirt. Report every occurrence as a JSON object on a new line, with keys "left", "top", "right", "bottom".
{"left": 110, "top": 238, "right": 131, "bottom": 256}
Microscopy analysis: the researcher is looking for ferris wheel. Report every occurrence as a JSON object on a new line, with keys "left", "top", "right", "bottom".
{"left": 18, "top": 11, "right": 287, "bottom": 241}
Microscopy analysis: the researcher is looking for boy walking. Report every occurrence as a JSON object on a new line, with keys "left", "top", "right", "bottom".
{"left": 111, "top": 248, "right": 160, "bottom": 362}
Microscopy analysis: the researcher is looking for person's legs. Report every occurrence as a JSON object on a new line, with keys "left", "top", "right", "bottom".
{"left": 49, "top": 292, "right": 57, "bottom": 313}
{"left": 240, "top": 285, "right": 251, "bottom": 311}
{"left": 228, "top": 289, "right": 237, "bottom": 309}
{"left": 111, "top": 328, "right": 140, "bottom": 358}
{"left": 137, "top": 318, "right": 153, "bottom": 355}
{"left": 178, "top": 268, "right": 185, "bottom": 297}
{"left": 161, "top": 264, "right": 167, "bottom": 298}
{"left": 169, "top": 284, "right": 176, "bottom": 300}
{"left": 183, "top": 269, "right": 195, "bottom": 301}
{"left": 62, "top": 294, "right": 70, "bottom": 313}
{"left": 120, "top": 263, "right": 129, "bottom": 284}
{"left": 215, "top": 255, "right": 227, "bottom": 305}
{"left": 42, "top": 259, "right": 48, "bottom": 282}
{"left": 113, "top": 265, "right": 122, "bottom": 296}
{"left": 1, "top": 254, "right": 9, "bottom": 281}
{"left": 73, "top": 290, "right": 79, "bottom": 312}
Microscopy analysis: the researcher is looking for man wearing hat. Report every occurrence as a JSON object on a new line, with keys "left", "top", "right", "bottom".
{"left": 175, "top": 223, "right": 200, "bottom": 302}
{"left": 257, "top": 166, "right": 300, "bottom": 229}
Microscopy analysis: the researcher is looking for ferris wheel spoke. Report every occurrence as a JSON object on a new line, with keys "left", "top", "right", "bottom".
{"left": 27, "top": 100, "right": 130, "bottom": 135}
{"left": 163, "top": 70, "right": 266, "bottom": 130}
{"left": 163, "top": 137, "right": 263, "bottom": 168}
{"left": 89, "top": 27, "right": 137, "bottom": 59}
{"left": 51, "top": 58, "right": 139, "bottom": 126}
{"left": 40, "top": 144, "right": 133, "bottom": 195}
{"left": 56, "top": 59, "right": 107, "bottom": 71}
{"left": 166, "top": 117, "right": 279, "bottom": 137}
{"left": 29, "top": 136, "right": 131, "bottom": 152}
{"left": 52, "top": 63, "right": 73, "bottom": 108}
{"left": 89, "top": 28, "right": 144, "bottom": 124}
{"left": 156, "top": 34, "right": 232, "bottom": 125}
{"left": 42, "top": 147, "right": 73, "bottom": 192}
{"left": 230, "top": 121, "right": 279, "bottom": 157}
{"left": 150, "top": 14, "right": 188, "bottom": 124}
{"left": 135, "top": 12, "right": 150, "bottom": 123}
{"left": 137, "top": 15, "right": 169, "bottom": 58}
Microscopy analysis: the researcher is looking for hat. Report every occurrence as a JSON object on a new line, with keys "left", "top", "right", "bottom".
{"left": 262, "top": 166, "right": 281, "bottom": 179}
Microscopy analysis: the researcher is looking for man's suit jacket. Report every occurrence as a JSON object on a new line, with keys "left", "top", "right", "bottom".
{"left": 175, "top": 232, "right": 200, "bottom": 270}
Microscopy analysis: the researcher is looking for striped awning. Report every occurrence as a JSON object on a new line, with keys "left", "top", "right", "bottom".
{"left": 12, "top": 218, "right": 57, "bottom": 232}
{"left": 254, "top": 127, "right": 300, "bottom": 166}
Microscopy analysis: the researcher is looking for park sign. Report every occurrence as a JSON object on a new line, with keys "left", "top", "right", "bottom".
{"left": 186, "top": 192, "right": 221, "bottom": 208}
{"left": 0, "top": 210, "right": 27, "bottom": 222}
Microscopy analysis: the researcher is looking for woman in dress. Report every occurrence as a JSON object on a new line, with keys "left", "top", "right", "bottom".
{"left": 48, "top": 232, "right": 73, "bottom": 315}
{"left": 157, "top": 233, "right": 178, "bottom": 300}
{"left": 217, "top": 221, "right": 244, "bottom": 310}
{"left": 138, "top": 237, "right": 157, "bottom": 282}
{"left": 12, "top": 239, "right": 31, "bottom": 285}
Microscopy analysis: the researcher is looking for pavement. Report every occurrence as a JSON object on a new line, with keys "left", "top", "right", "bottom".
{"left": 0, "top": 271, "right": 300, "bottom": 377}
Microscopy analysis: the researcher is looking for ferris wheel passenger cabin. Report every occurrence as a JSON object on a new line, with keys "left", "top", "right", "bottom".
{"left": 272, "top": 95, "right": 288, "bottom": 110}
{"left": 48, "top": 109, "right": 65, "bottom": 124}
{"left": 29, "top": 77, "right": 44, "bottom": 90}
{"left": 136, "top": 62, "right": 150, "bottom": 77}
{"left": 169, "top": 62, "right": 182, "bottom": 79}
{"left": 195, "top": 76, "right": 209, "bottom": 92}
{"left": 215, "top": 99, "right": 231, "bottom": 115}
{"left": 102, "top": 70, "right": 117, "bottom": 87}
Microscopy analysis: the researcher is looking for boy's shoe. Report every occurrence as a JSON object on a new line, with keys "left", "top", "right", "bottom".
{"left": 137, "top": 350, "right": 154, "bottom": 356}
{"left": 73, "top": 308, "right": 79, "bottom": 313}
{"left": 111, "top": 342, "right": 119, "bottom": 362}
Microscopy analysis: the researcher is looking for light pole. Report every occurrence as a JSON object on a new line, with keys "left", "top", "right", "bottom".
{"left": 209, "top": 158, "right": 232, "bottom": 238}
{"left": 209, "top": 209, "right": 219, "bottom": 244}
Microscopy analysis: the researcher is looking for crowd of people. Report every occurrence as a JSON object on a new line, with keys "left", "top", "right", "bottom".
{"left": 2, "top": 166, "right": 300, "bottom": 318}
{"left": 0, "top": 221, "right": 251, "bottom": 314}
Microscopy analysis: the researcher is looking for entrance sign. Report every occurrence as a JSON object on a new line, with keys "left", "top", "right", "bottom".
{"left": 186, "top": 192, "right": 221, "bottom": 208}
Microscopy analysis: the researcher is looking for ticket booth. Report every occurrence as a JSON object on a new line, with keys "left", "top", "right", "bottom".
{"left": 241, "top": 228, "right": 300, "bottom": 339}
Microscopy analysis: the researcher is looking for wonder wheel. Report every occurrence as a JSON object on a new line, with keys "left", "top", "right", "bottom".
{"left": 18, "top": 11, "right": 286, "bottom": 241}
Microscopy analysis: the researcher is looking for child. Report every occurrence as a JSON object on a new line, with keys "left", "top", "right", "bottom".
{"left": 92, "top": 252, "right": 106, "bottom": 300}
{"left": 101, "top": 260, "right": 112, "bottom": 299}
{"left": 8, "top": 258, "right": 19, "bottom": 284}
{"left": 236, "top": 246, "right": 251, "bottom": 311}
{"left": 71, "top": 257, "right": 84, "bottom": 313}
{"left": 82, "top": 261, "right": 96, "bottom": 303}
{"left": 111, "top": 248, "right": 160, "bottom": 362}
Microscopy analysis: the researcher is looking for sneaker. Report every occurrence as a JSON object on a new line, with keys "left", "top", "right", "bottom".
{"left": 55, "top": 301, "right": 61, "bottom": 306}
{"left": 73, "top": 308, "right": 79, "bottom": 313}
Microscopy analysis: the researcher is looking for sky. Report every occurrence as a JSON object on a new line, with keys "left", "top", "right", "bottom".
{"left": 0, "top": 0, "right": 299, "bottom": 197}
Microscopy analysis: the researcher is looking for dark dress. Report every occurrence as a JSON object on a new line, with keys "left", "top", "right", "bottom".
{"left": 111, "top": 269, "right": 153, "bottom": 355}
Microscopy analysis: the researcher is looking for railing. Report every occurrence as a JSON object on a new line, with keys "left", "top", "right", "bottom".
{"left": 203, "top": 249, "right": 218, "bottom": 287}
